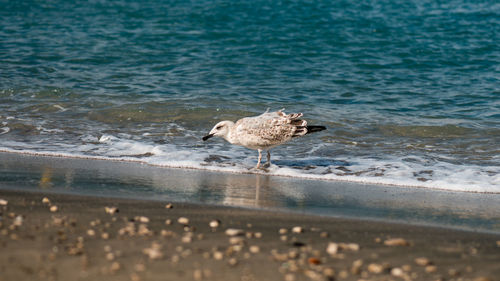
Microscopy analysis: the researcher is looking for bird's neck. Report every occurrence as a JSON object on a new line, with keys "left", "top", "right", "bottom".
{"left": 223, "top": 122, "right": 239, "bottom": 145}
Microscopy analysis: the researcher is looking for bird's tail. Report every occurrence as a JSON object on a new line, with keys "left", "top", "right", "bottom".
{"left": 305, "top": 126, "right": 326, "bottom": 134}
{"left": 293, "top": 125, "right": 326, "bottom": 137}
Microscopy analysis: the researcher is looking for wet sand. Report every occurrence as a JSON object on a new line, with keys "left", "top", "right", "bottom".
{"left": 0, "top": 189, "right": 498, "bottom": 281}
{"left": 1, "top": 151, "right": 499, "bottom": 234}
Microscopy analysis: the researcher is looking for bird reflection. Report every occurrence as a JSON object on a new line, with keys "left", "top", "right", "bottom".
{"left": 39, "top": 167, "right": 53, "bottom": 189}
{"left": 221, "top": 174, "right": 277, "bottom": 208}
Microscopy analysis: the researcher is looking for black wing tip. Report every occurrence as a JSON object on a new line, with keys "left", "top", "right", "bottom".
{"left": 306, "top": 126, "right": 326, "bottom": 134}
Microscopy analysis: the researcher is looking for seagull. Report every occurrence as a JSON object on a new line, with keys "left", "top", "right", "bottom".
{"left": 202, "top": 109, "right": 326, "bottom": 169}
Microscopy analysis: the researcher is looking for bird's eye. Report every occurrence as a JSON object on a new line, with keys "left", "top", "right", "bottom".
{"left": 216, "top": 125, "right": 223, "bottom": 130}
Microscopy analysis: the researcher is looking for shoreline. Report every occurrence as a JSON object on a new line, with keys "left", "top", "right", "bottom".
{"left": 1, "top": 151, "right": 499, "bottom": 234}
{"left": 0, "top": 188, "right": 498, "bottom": 281}
{"left": 1, "top": 149, "right": 497, "bottom": 194}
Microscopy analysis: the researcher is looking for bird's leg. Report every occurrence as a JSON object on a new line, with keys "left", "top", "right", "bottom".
{"left": 255, "top": 149, "right": 262, "bottom": 169}
{"left": 263, "top": 150, "right": 271, "bottom": 168}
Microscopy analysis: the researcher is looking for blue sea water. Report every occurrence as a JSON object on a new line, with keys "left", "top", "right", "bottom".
{"left": 0, "top": 0, "right": 499, "bottom": 192}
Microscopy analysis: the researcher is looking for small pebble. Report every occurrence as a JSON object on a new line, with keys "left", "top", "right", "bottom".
{"left": 425, "top": 265, "right": 437, "bottom": 273}
{"left": 13, "top": 215, "right": 23, "bottom": 227}
{"left": 0, "top": 199, "right": 8, "bottom": 206}
{"left": 213, "top": 251, "right": 224, "bottom": 260}
{"left": 343, "top": 243, "right": 360, "bottom": 251}
{"left": 209, "top": 219, "right": 220, "bottom": 228}
{"left": 279, "top": 228, "right": 288, "bottom": 234}
{"left": 288, "top": 250, "right": 299, "bottom": 259}
{"left": 384, "top": 238, "right": 410, "bottom": 246}
{"left": 181, "top": 249, "right": 192, "bottom": 258}
{"left": 249, "top": 245, "right": 260, "bottom": 254}
{"left": 104, "top": 206, "right": 119, "bottom": 214}
{"left": 402, "top": 264, "right": 412, "bottom": 272}
{"left": 292, "top": 226, "right": 303, "bottom": 233}
{"left": 225, "top": 228, "right": 244, "bottom": 236}
{"left": 326, "top": 242, "right": 339, "bottom": 255}
{"left": 338, "top": 270, "right": 349, "bottom": 279}
{"left": 391, "top": 267, "right": 404, "bottom": 277}
{"left": 230, "top": 244, "right": 243, "bottom": 252}
{"left": 414, "top": 257, "right": 431, "bottom": 266}
{"left": 228, "top": 258, "right": 238, "bottom": 266}
{"left": 304, "top": 270, "right": 321, "bottom": 280}
{"left": 101, "top": 232, "right": 109, "bottom": 240}
{"left": 182, "top": 235, "right": 193, "bottom": 243}
{"left": 50, "top": 205, "right": 58, "bottom": 212}
{"left": 367, "top": 263, "right": 384, "bottom": 274}
{"left": 470, "top": 247, "right": 478, "bottom": 255}
{"left": 143, "top": 242, "right": 164, "bottom": 260}
{"left": 110, "top": 261, "right": 121, "bottom": 272}
{"left": 165, "top": 219, "right": 172, "bottom": 225}
{"left": 138, "top": 224, "right": 152, "bottom": 236}
{"left": 308, "top": 257, "right": 321, "bottom": 265}
{"left": 165, "top": 203, "right": 173, "bottom": 209}
{"left": 193, "top": 269, "right": 202, "bottom": 281}
{"left": 254, "top": 232, "right": 262, "bottom": 238}
{"left": 178, "top": 217, "right": 189, "bottom": 225}
{"left": 496, "top": 240, "right": 500, "bottom": 247}
{"left": 183, "top": 225, "right": 194, "bottom": 232}
{"left": 292, "top": 241, "right": 305, "bottom": 247}
{"left": 87, "top": 229, "right": 96, "bottom": 236}
{"left": 323, "top": 268, "right": 335, "bottom": 278}
{"left": 160, "top": 229, "right": 173, "bottom": 237}
{"left": 229, "top": 236, "right": 245, "bottom": 245}
{"left": 137, "top": 216, "right": 149, "bottom": 223}
{"left": 106, "top": 252, "right": 115, "bottom": 261}
{"left": 320, "top": 231, "right": 329, "bottom": 238}
{"left": 351, "top": 259, "right": 363, "bottom": 275}
{"left": 42, "top": 197, "right": 51, "bottom": 204}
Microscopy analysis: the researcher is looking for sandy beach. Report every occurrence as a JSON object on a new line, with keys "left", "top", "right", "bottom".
{"left": 0, "top": 188, "right": 498, "bottom": 281}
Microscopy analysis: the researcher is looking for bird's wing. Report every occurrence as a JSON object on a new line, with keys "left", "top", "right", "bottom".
{"left": 233, "top": 110, "right": 307, "bottom": 149}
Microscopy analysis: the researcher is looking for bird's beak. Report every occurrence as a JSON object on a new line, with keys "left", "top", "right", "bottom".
{"left": 202, "top": 133, "right": 214, "bottom": 141}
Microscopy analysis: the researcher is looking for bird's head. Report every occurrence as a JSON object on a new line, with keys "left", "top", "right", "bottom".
{"left": 202, "top": 121, "right": 234, "bottom": 141}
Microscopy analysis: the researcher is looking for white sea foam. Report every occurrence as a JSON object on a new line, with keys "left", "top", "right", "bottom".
{"left": 0, "top": 127, "right": 9, "bottom": 135}
{"left": 53, "top": 104, "right": 67, "bottom": 112}
{"left": 0, "top": 134, "right": 498, "bottom": 193}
